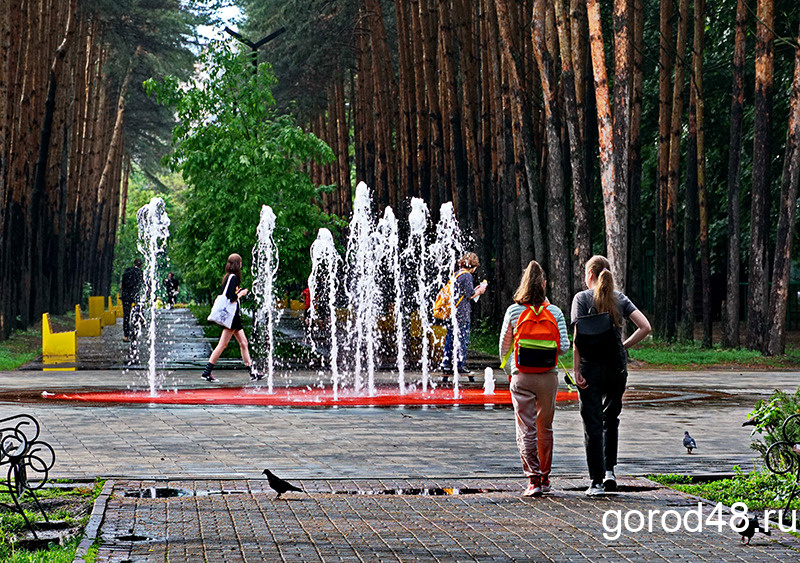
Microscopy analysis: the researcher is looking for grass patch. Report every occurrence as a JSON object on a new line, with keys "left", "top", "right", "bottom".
{"left": 0, "top": 326, "right": 40, "bottom": 370}
{"left": 630, "top": 340, "right": 800, "bottom": 369}
{"left": 0, "top": 479, "right": 104, "bottom": 561}
{"left": 648, "top": 469, "right": 800, "bottom": 511}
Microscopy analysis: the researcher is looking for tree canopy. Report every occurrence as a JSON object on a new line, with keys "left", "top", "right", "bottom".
{"left": 145, "top": 39, "right": 339, "bottom": 298}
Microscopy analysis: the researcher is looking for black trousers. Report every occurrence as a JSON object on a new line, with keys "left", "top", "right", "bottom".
{"left": 577, "top": 343, "right": 627, "bottom": 484}
{"left": 122, "top": 301, "right": 136, "bottom": 339}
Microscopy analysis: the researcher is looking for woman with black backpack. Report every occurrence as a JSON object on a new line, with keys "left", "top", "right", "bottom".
{"left": 499, "top": 260, "right": 570, "bottom": 497}
{"left": 571, "top": 255, "right": 651, "bottom": 496}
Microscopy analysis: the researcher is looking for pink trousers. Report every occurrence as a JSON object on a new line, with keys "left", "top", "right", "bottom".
{"left": 509, "top": 370, "right": 559, "bottom": 480}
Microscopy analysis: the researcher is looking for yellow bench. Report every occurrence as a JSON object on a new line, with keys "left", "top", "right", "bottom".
{"left": 88, "top": 295, "right": 116, "bottom": 327}
{"left": 42, "top": 313, "right": 76, "bottom": 356}
{"left": 111, "top": 295, "right": 123, "bottom": 318}
{"left": 75, "top": 305, "right": 101, "bottom": 337}
{"left": 289, "top": 299, "right": 305, "bottom": 311}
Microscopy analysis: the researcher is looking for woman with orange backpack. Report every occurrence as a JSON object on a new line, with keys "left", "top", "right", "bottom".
{"left": 499, "top": 260, "right": 570, "bottom": 497}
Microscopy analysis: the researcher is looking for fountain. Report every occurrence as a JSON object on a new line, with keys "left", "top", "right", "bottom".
{"left": 136, "top": 197, "right": 171, "bottom": 396}
{"left": 251, "top": 205, "right": 280, "bottom": 393}
{"left": 308, "top": 228, "right": 341, "bottom": 399}
{"left": 406, "top": 198, "right": 432, "bottom": 391}
{"left": 46, "top": 182, "right": 578, "bottom": 409}
{"left": 430, "top": 202, "right": 465, "bottom": 398}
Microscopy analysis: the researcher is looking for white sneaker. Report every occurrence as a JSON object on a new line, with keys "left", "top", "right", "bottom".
{"left": 586, "top": 483, "right": 605, "bottom": 496}
{"left": 603, "top": 470, "right": 617, "bottom": 492}
{"left": 541, "top": 480, "right": 552, "bottom": 494}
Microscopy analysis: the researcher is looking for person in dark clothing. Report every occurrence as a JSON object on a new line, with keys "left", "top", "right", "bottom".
{"left": 121, "top": 258, "right": 144, "bottom": 342}
{"left": 164, "top": 272, "right": 179, "bottom": 308}
{"left": 440, "top": 252, "right": 486, "bottom": 380}
{"left": 571, "top": 255, "right": 651, "bottom": 496}
{"left": 201, "top": 253, "right": 259, "bottom": 382}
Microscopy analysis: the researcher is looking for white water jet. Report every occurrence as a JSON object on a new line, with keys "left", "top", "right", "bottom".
{"left": 252, "top": 205, "right": 280, "bottom": 393}
{"left": 309, "top": 228, "right": 341, "bottom": 400}
{"left": 377, "top": 207, "right": 404, "bottom": 393}
{"left": 431, "top": 202, "right": 464, "bottom": 398}
{"left": 345, "top": 182, "right": 380, "bottom": 395}
{"left": 483, "top": 367, "right": 495, "bottom": 395}
{"left": 136, "top": 197, "right": 170, "bottom": 397}
{"left": 406, "top": 198, "right": 431, "bottom": 391}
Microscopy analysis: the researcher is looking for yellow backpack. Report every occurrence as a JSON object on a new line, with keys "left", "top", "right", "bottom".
{"left": 433, "top": 270, "right": 468, "bottom": 320}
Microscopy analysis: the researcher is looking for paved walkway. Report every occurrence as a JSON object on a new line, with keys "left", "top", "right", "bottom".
{"left": 3, "top": 311, "right": 800, "bottom": 561}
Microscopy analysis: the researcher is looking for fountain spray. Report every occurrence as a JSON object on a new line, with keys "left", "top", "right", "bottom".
{"left": 136, "top": 197, "right": 171, "bottom": 397}
{"left": 252, "top": 205, "right": 280, "bottom": 393}
{"left": 309, "top": 228, "right": 341, "bottom": 400}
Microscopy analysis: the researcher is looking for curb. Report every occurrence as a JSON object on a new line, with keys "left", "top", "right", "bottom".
{"left": 73, "top": 479, "right": 115, "bottom": 562}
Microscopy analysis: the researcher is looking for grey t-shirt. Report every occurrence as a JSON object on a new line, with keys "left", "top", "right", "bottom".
{"left": 570, "top": 289, "right": 637, "bottom": 338}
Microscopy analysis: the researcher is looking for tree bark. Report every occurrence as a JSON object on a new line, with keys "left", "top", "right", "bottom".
{"left": 655, "top": 0, "right": 674, "bottom": 338}
{"left": 765, "top": 20, "right": 800, "bottom": 356}
{"left": 746, "top": 0, "right": 774, "bottom": 352}
{"left": 665, "top": 0, "right": 691, "bottom": 341}
{"left": 722, "top": 0, "right": 747, "bottom": 349}
{"left": 628, "top": 0, "right": 644, "bottom": 308}
{"left": 694, "top": 0, "right": 711, "bottom": 349}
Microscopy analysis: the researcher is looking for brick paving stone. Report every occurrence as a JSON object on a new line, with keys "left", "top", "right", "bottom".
{"left": 89, "top": 477, "right": 800, "bottom": 562}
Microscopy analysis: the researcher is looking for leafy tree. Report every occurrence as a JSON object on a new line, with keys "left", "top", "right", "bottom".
{"left": 145, "top": 38, "right": 337, "bottom": 300}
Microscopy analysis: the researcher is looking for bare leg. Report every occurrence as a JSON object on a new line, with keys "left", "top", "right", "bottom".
{"left": 233, "top": 329, "right": 252, "bottom": 366}
{"left": 209, "top": 329, "right": 235, "bottom": 364}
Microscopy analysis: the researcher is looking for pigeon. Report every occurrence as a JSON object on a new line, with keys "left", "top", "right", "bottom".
{"left": 262, "top": 469, "right": 303, "bottom": 499}
{"left": 683, "top": 431, "right": 697, "bottom": 454}
{"left": 739, "top": 515, "right": 771, "bottom": 545}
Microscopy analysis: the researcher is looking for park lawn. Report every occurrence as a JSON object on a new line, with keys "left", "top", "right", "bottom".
{"left": 0, "top": 479, "right": 104, "bottom": 561}
{"left": 0, "top": 313, "right": 75, "bottom": 370}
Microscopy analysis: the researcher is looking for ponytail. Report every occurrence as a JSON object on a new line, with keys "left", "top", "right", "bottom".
{"left": 587, "top": 255, "right": 621, "bottom": 326}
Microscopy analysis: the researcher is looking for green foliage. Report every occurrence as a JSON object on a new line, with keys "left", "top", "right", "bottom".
{"left": 746, "top": 388, "right": 800, "bottom": 463}
{"left": 648, "top": 468, "right": 800, "bottom": 511}
{"left": 145, "top": 39, "right": 339, "bottom": 300}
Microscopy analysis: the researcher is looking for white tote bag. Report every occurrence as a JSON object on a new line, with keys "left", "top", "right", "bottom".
{"left": 207, "top": 275, "right": 238, "bottom": 329}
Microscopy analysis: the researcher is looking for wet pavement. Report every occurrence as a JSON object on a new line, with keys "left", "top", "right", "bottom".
{"left": 3, "top": 310, "right": 800, "bottom": 561}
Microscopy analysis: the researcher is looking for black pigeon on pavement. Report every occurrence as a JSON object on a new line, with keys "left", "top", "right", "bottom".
{"left": 683, "top": 431, "right": 697, "bottom": 454}
{"left": 740, "top": 515, "right": 771, "bottom": 545}
{"left": 262, "top": 469, "right": 303, "bottom": 499}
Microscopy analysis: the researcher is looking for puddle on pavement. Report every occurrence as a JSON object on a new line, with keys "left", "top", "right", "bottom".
{"left": 561, "top": 485, "right": 660, "bottom": 493}
{"left": 123, "top": 487, "right": 247, "bottom": 498}
{"left": 333, "top": 487, "right": 507, "bottom": 496}
{"left": 114, "top": 534, "right": 152, "bottom": 542}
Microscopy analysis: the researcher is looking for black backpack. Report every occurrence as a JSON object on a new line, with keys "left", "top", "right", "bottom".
{"left": 574, "top": 308, "right": 620, "bottom": 363}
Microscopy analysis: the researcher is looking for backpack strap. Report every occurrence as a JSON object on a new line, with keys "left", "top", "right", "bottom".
{"left": 452, "top": 269, "right": 469, "bottom": 309}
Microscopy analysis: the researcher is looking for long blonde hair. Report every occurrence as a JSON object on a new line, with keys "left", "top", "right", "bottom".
{"left": 513, "top": 260, "right": 546, "bottom": 306}
{"left": 586, "top": 255, "right": 620, "bottom": 326}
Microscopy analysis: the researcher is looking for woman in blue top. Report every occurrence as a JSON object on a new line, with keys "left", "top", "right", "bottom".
{"left": 201, "top": 254, "right": 260, "bottom": 382}
{"left": 571, "top": 255, "right": 651, "bottom": 495}
{"left": 499, "top": 260, "right": 570, "bottom": 497}
{"left": 440, "top": 252, "right": 486, "bottom": 379}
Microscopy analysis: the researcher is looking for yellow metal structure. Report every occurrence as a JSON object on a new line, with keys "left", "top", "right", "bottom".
{"left": 101, "top": 309, "right": 117, "bottom": 327}
{"left": 289, "top": 299, "right": 305, "bottom": 311}
{"left": 87, "top": 296, "right": 105, "bottom": 320}
{"left": 42, "top": 313, "right": 76, "bottom": 356}
{"left": 75, "top": 305, "right": 101, "bottom": 337}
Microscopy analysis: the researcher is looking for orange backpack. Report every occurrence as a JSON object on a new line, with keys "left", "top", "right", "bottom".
{"left": 500, "top": 304, "right": 561, "bottom": 373}
{"left": 432, "top": 270, "right": 468, "bottom": 320}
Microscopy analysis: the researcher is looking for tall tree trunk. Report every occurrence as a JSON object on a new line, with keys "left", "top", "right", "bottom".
{"left": 409, "top": 0, "right": 430, "bottom": 202}
{"left": 681, "top": 78, "right": 698, "bottom": 343}
{"left": 694, "top": 0, "right": 711, "bottom": 349}
{"left": 586, "top": 0, "right": 625, "bottom": 283}
{"left": 495, "top": 0, "right": 542, "bottom": 265}
{"left": 554, "top": 0, "right": 588, "bottom": 298}
{"left": 665, "top": 0, "right": 691, "bottom": 341}
{"left": 628, "top": 0, "right": 644, "bottom": 307}
{"left": 746, "top": 0, "right": 774, "bottom": 352}
{"left": 533, "top": 0, "right": 569, "bottom": 311}
{"left": 655, "top": 0, "right": 674, "bottom": 338}
{"left": 419, "top": 0, "right": 444, "bottom": 212}
{"left": 765, "top": 20, "right": 800, "bottom": 356}
{"left": 723, "top": 0, "right": 747, "bottom": 348}
{"left": 610, "top": 0, "right": 631, "bottom": 292}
